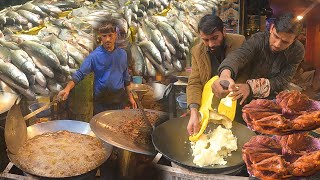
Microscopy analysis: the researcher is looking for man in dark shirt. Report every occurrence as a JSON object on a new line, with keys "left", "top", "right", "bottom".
{"left": 186, "top": 14, "right": 245, "bottom": 135}
{"left": 212, "top": 12, "right": 305, "bottom": 105}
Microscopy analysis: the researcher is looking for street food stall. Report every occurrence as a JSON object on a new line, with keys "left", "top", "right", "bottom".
{"left": 1, "top": 0, "right": 320, "bottom": 180}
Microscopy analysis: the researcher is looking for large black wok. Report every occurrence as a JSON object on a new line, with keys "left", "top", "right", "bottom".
{"left": 7, "top": 120, "right": 113, "bottom": 179}
{"left": 152, "top": 117, "right": 256, "bottom": 174}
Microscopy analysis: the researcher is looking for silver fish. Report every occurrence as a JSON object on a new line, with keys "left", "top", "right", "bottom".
{"left": 150, "top": 29, "right": 166, "bottom": 52}
{"left": 6, "top": 11, "right": 29, "bottom": 25}
{"left": 65, "top": 42, "right": 86, "bottom": 65}
{"left": 20, "top": 40, "right": 61, "bottom": 70}
{"left": 67, "top": 55, "right": 77, "bottom": 68}
{"left": 17, "top": 9, "right": 43, "bottom": 26}
{"left": 0, "top": 46, "right": 12, "bottom": 62}
{"left": 139, "top": 40, "right": 162, "bottom": 65}
{"left": 0, "top": 61, "right": 29, "bottom": 88}
{"left": 47, "top": 78, "right": 63, "bottom": 93}
{"left": 157, "top": 21, "right": 180, "bottom": 47}
{"left": 0, "top": 74, "right": 35, "bottom": 100}
{"left": 163, "top": 35, "right": 176, "bottom": 55}
{"left": 27, "top": 75, "right": 36, "bottom": 85}
{"left": 33, "top": 3, "right": 62, "bottom": 16}
{"left": 50, "top": 35, "right": 68, "bottom": 66}
{"left": 172, "top": 55, "right": 183, "bottom": 71}
{"left": 34, "top": 68, "right": 46, "bottom": 87}
{"left": 10, "top": 49, "right": 35, "bottom": 75}
{"left": 31, "top": 84, "right": 49, "bottom": 95}
{"left": 130, "top": 44, "right": 145, "bottom": 76}
{"left": 144, "top": 57, "right": 156, "bottom": 76}
{"left": 19, "top": 2, "right": 48, "bottom": 17}
{"left": 28, "top": 51, "right": 54, "bottom": 78}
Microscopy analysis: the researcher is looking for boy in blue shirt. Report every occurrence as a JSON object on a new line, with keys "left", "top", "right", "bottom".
{"left": 58, "top": 20, "right": 137, "bottom": 114}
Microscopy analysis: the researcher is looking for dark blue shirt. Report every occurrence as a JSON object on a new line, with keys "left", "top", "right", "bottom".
{"left": 72, "top": 46, "right": 130, "bottom": 98}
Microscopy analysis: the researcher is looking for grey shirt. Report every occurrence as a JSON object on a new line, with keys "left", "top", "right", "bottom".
{"left": 218, "top": 31, "right": 305, "bottom": 96}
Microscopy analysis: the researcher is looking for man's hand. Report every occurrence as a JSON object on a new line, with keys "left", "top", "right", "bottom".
{"left": 187, "top": 108, "right": 200, "bottom": 135}
{"left": 228, "top": 83, "right": 251, "bottom": 105}
{"left": 212, "top": 77, "right": 234, "bottom": 99}
{"left": 212, "top": 69, "right": 235, "bottom": 99}
{"left": 57, "top": 81, "right": 75, "bottom": 101}
{"left": 129, "top": 95, "right": 137, "bottom": 109}
{"left": 57, "top": 89, "right": 70, "bottom": 101}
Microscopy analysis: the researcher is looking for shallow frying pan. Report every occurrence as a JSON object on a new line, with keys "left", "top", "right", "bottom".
{"left": 152, "top": 116, "right": 256, "bottom": 174}
{"left": 90, "top": 109, "right": 168, "bottom": 155}
{"left": 7, "top": 120, "right": 113, "bottom": 179}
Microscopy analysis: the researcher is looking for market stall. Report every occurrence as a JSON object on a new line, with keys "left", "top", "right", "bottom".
{"left": 1, "top": 0, "right": 320, "bottom": 180}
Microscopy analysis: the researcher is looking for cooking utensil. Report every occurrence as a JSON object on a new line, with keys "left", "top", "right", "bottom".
{"left": 131, "top": 90, "right": 153, "bottom": 132}
{"left": 130, "top": 83, "right": 153, "bottom": 99}
{"left": 152, "top": 116, "right": 256, "bottom": 173}
{"left": 218, "top": 80, "right": 237, "bottom": 121}
{"left": 4, "top": 100, "right": 27, "bottom": 155}
{"left": 189, "top": 78, "right": 237, "bottom": 142}
{"left": 189, "top": 76, "right": 218, "bottom": 142}
{"left": 7, "top": 120, "right": 113, "bottom": 179}
{"left": 24, "top": 98, "right": 60, "bottom": 120}
{"left": 0, "top": 80, "right": 19, "bottom": 114}
{"left": 175, "top": 76, "right": 189, "bottom": 83}
{"left": 90, "top": 109, "right": 168, "bottom": 155}
{"left": 148, "top": 82, "right": 172, "bottom": 101}
{"left": 5, "top": 98, "right": 61, "bottom": 154}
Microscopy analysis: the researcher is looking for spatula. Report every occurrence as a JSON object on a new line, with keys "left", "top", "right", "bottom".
{"left": 131, "top": 90, "right": 153, "bottom": 132}
{"left": 5, "top": 99, "right": 27, "bottom": 155}
{"left": 189, "top": 77, "right": 236, "bottom": 142}
{"left": 5, "top": 98, "right": 61, "bottom": 154}
{"left": 189, "top": 76, "right": 218, "bottom": 142}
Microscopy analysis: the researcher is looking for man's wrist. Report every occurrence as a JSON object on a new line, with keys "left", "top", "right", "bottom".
{"left": 220, "top": 69, "right": 232, "bottom": 78}
{"left": 188, "top": 103, "right": 200, "bottom": 110}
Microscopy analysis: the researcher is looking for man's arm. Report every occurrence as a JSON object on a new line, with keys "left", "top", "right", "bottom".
{"left": 72, "top": 56, "right": 94, "bottom": 84}
{"left": 218, "top": 33, "right": 262, "bottom": 79}
{"left": 186, "top": 49, "right": 203, "bottom": 108}
{"left": 57, "top": 55, "right": 93, "bottom": 100}
{"left": 245, "top": 41, "right": 305, "bottom": 98}
{"left": 213, "top": 34, "right": 262, "bottom": 99}
{"left": 57, "top": 80, "right": 75, "bottom": 101}
{"left": 125, "top": 82, "right": 137, "bottom": 109}
{"left": 123, "top": 51, "right": 137, "bottom": 109}
{"left": 186, "top": 48, "right": 203, "bottom": 135}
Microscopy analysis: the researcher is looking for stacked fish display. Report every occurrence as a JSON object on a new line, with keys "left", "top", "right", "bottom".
{"left": 0, "top": 0, "right": 218, "bottom": 100}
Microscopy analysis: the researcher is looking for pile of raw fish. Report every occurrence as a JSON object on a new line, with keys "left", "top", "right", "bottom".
{"left": 0, "top": 0, "right": 219, "bottom": 100}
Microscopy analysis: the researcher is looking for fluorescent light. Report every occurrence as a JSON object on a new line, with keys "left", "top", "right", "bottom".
{"left": 297, "top": 15, "right": 303, "bottom": 20}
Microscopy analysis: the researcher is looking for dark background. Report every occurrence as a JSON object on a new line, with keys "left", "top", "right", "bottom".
{"left": 0, "top": 0, "right": 29, "bottom": 10}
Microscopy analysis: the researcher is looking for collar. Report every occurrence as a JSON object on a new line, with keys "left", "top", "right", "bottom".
{"left": 224, "top": 34, "right": 233, "bottom": 49}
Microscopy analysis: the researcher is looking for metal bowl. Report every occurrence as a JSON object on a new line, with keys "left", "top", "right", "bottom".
{"left": 175, "top": 76, "right": 189, "bottom": 83}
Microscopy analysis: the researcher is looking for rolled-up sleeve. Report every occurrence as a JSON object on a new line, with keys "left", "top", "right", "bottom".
{"left": 72, "top": 56, "right": 94, "bottom": 84}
